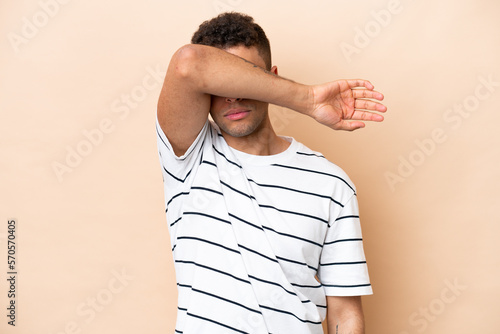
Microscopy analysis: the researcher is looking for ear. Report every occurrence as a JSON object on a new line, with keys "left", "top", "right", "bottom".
{"left": 270, "top": 65, "right": 278, "bottom": 75}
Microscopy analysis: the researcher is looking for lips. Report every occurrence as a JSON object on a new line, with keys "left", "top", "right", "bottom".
{"left": 224, "top": 108, "right": 251, "bottom": 121}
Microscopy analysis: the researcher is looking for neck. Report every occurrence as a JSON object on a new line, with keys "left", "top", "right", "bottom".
{"left": 222, "top": 117, "right": 290, "bottom": 156}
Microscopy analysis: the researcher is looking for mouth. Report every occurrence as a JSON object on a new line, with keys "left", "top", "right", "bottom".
{"left": 224, "top": 108, "right": 251, "bottom": 121}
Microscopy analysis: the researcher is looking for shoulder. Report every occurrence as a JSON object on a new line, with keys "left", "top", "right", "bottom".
{"left": 292, "top": 140, "right": 356, "bottom": 194}
{"left": 156, "top": 116, "right": 217, "bottom": 160}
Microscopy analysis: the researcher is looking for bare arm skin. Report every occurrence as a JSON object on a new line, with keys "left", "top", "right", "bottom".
{"left": 326, "top": 296, "right": 365, "bottom": 334}
{"left": 157, "top": 44, "right": 386, "bottom": 156}
{"left": 157, "top": 44, "right": 310, "bottom": 156}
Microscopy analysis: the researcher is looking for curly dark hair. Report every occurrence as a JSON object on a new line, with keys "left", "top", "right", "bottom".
{"left": 191, "top": 12, "right": 272, "bottom": 70}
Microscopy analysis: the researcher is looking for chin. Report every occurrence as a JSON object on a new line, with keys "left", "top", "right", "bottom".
{"left": 224, "top": 127, "right": 255, "bottom": 138}
{"left": 218, "top": 122, "right": 257, "bottom": 138}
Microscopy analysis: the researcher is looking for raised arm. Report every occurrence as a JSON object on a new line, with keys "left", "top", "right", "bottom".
{"left": 157, "top": 44, "right": 310, "bottom": 156}
{"left": 157, "top": 44, "right": 386, "bottom": 156}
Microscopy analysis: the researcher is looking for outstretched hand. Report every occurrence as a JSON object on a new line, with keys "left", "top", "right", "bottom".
{"left": 310, "top": 79, "right": 386, "bottom": 131}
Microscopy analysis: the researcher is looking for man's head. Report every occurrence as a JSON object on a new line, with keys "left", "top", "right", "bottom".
{"left": 191, "top": 12, "right": 272, "bottom": 70}
{"left": 191, "top": 12, "right": 277, "bottom": 144}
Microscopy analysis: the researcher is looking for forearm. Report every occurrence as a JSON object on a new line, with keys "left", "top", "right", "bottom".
{"left": 326, "top": 296, "right": 365, "bottom": 334}
{"left": 176, "top": 44, "right": 312, "bottom": 115}
{"left": 328, "top": 315, "right": 365, "bottom": 334}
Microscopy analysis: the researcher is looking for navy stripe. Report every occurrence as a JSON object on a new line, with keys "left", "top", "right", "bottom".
{"left": 159, "top": 136, "right": 205, "bottom": 183}
{"left": 213, "top": 145, "right": 242, "bottom": 168}
{"left": 175, "top": 260, "right": 250, "bottom": 284}
{"left": 201, "top": 160, "right": 217, "bottom": 167}
{"left": 167, "top": 187, "right": 223, "bottom": 212}
{"left": 170, "top": 217, "right": 182, "bottom": 227}
{"left": 248, "top": 178, "right": 343, "bottom": 207}
{"left": 222, "top": 180, "right": 328, "bottom": 224}
{"left": 167, "top": 191, "right": 190, "bottom": 207}
{"left": 157, "top": 122, "right": 207, "bottom": 159}
{"left": 186, "top": 312, "right": 249, "bottom": 334}
{"left": 176, "top": 272, "right": 316, "bottom": 307}
{"left": 262, "top": 225, "right": 322, "bottom": 247}
{"left": 259, "top": 305, "right": 322, "bottom": 324}
{"left": 159, "top": 135, "right": 205, "bottom": 182}
{"left": 183, "top": 212, "right": 231, "bottom": 225}
{"left": 228, "top": 213, "right": 264, "bottom": 231}
{"left": 320, "top": 261, "right": 367, "bottom": 266}
{"left": 177, "top": 236, "right": 239, "bottom": 254}
{"left": 156, "top": 123, "right": 171, "bottom": 152}
{"left": 176, "top": 269, "right": 314, "bottom": 306}
{"left": 291, "top": 283, "right": 322, "bottom": 289}
{"left": 259, "top": 204, "right": 328, "bottom": 224}
{"left": 201, "top": 160, "right": 342, "bottom": 210}
{"left": 323, "top": 283, "right": 372, "bottom": 288}
{"left": 163, "top": 165, "right": 192, "bottom": 183}
{"left": 192, "top": 287, "right": 261, "bottom": 314}
{"left": 230, "top": 214, "right": 322, "bottom": 252}
{"left": 324, "top": 238, "right": 363, "bottom": 245}
{"left": 247, "top": 275, "right": 306, "bottom": 300}
{"left": 271, "top": 163, "right": 355, "bottom": 193}
{"left": 296, "top": 151, "right": 325, "bottom": 158}
{"left": 275, "top": 255, "right": 317, "bottom": 271}
{"left": 224, "top": 183, "right": 328, "bottom": 225}
{"left": 335, "top": 215, "right": 360, "bottom": 221}
{"left": 239, "top": 238, "right": 317, "bottom": 272}
{"left": 191, "top": 186, "right": 223, "bottom": 196}
{"left": 238, "top": 244, "right": 279, "bottom": 263}
{"left": 221, "top": 181, "right": 256, "bottom": 200}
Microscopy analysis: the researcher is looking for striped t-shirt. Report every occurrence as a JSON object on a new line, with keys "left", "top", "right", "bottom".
{"left": 156, "top": 117, "right": 372, "bottom": 334}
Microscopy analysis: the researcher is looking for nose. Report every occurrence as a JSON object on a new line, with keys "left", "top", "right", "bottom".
{"left": 225, "top": 97, "right": 242, "bottom": 103}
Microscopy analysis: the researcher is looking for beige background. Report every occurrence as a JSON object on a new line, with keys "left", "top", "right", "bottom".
{"left": 1, "top": 0, "right": 499, "bottom": 333}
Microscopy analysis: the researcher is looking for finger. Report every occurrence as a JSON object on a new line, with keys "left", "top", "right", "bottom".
{"left": 346, "top": 79, "right": 374, "bottom": 90}
{"left": 353, "top": 89, "right": 384, "bottom": 100}
{"left": 350, "top": 110, "right": 385, "bottom": 122}
{"left": 333, "top": 119, "right": 366, "bottom": 131}
{"left": 354, "top": 99, "right": 387, "bottom": 112}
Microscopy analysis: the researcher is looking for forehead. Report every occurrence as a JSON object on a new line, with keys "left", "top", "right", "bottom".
{"left": 223, "top": 45, "right": 266, "bottom": 69}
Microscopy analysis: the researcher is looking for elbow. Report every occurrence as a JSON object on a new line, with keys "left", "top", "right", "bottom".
{"left": 171, "top": 44, "right": 203, "bottom": 80}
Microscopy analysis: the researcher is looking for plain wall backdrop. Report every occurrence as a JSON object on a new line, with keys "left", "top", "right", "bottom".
{"left": 1, "top": 0, "right": 499, "bottom": 333}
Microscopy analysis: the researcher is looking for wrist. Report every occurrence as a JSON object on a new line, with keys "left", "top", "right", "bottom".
{"left": 304, "top": 84, "right": 315, "bottom": 117}
{"left": 285, "top": 83, "right": 314, "bottom": 117}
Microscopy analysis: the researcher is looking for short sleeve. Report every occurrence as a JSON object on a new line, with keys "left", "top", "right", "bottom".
{"left": 317, "top": 194, "right": 373, "bottom": 296}
{"left": 156, "top": 113, "right": 210, "bottom": 190}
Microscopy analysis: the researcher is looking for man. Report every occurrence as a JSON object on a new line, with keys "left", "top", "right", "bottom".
{"left": 156, "top": 12, "right": 386, "bottom": 334}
